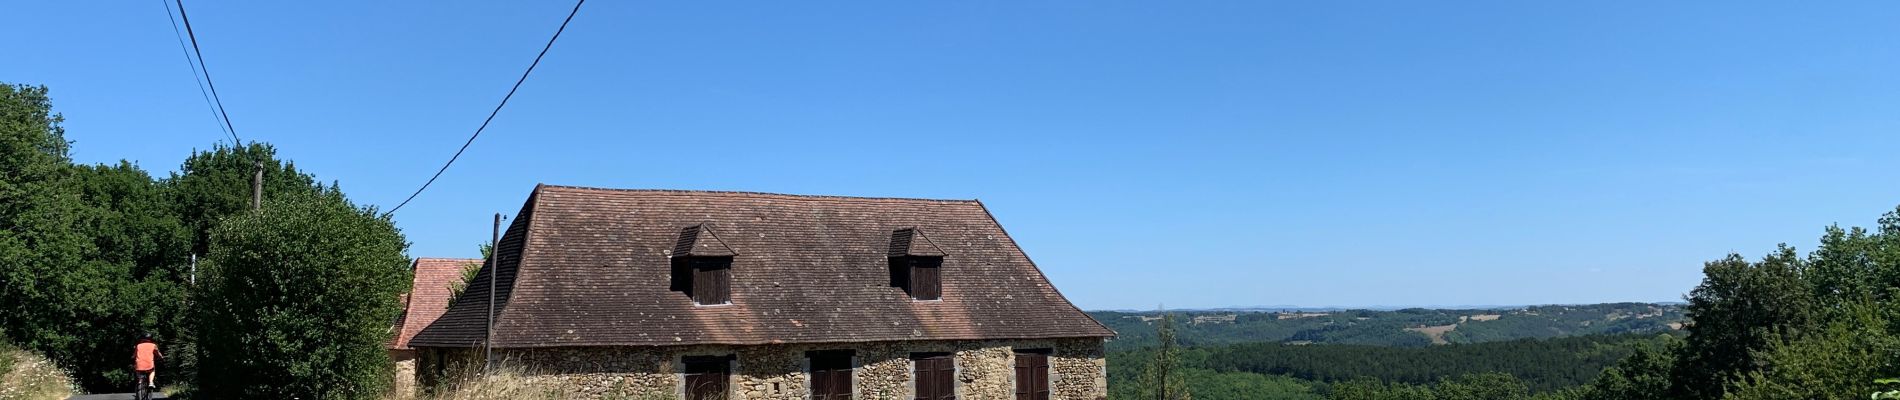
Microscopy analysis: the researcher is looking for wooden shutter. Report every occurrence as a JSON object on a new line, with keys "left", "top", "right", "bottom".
{"left": 684, "top": 356, "right": 730, "bottom": 400}
{"left": 810, "top": 351, "right": 854, "bottom": 400}
{"left": 909, "top": 257, "right": 942, "bottom": 300}
{"left": 912, "top": 353, "right": 954, "bottom": 400}
{"left": 1014, "top": 351, "right": 1050, "bottom": 400}
{"left": 692, "top": 259, "right": 731, "bottom": 305}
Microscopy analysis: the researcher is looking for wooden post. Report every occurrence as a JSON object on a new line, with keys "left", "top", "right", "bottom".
{"left": 251, "top": 161, "right": 263, "bottom": 210}
{"left": 485, "top": 213, "right": 500, "bottom": 373}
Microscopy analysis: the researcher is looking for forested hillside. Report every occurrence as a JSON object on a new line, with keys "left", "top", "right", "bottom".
{"left": 1116, "top": 205, "right": 1900, "bottom": 400}
{"left": 1106, "top": 333, "right": 1669, "bottom": 399}
{"left": 1093, "top": 302, "right": 1685, "bottom": 350}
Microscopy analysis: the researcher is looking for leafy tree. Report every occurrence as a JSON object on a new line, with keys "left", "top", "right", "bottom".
{"left": 0, "top": 83, "right": 94, "bottom": 383}
{"left": 1326, "top": 378, "right": 1433, "bottom": 400}
{"left": 194, "top": 192, "right": 409, "bottom": 399}
{"left": 1532, "top": 387, "right": 1588, "bottom": 400}
{"left": 165, "top": 142, "right": 322, "bottom": 256}
{"left": 1179, "top": 368, "right": 1322, "bottom": 400}
{"left": 1722, "top": 302, "right": 1898, "bottom": 400}
{"left": 1875, "top": 379, "right": 1900, "bottom": 400}
{"left": 0, "top": 84, "right": 196, "bottom": 390}
{"left": 1137, "top": 313, "right": 1191, "bottom": 400}
{"left": 1325, "top": 373, "right": 1538, "bottom": 400}
{"left": 1581, "top": 335, "right": 1677, "bottom": 400}
{"left": 446, "top": 243, "right": 491, "bottom": 303}
{"left": 1671, "top": 247, "right": 1817, "bottom": 400}
{"left": 1434, "top": 372, "right": 1532, "bottom": 400}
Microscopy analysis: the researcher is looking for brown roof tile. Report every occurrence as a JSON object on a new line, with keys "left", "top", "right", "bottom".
{"left": 674, "top": 224, "right": 738, "bottom": 257}
{"left": 392, "top": 257, "right": 481, "bottom": 349}
{"left": 409, "top": 185, "right": 1113, "bottom": 348}
{"left": 888, "top": 227, "right": 948, "bottom": 257}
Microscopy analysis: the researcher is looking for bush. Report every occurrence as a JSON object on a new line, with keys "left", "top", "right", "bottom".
{"left": 194, "top": 193, "right": 410, "bottom": 399}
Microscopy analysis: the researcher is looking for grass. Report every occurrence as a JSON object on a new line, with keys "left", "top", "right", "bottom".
{"left": 1405, "top": 324, "right": 1459, "bottom": 345}
{"left": 388, "top": 367, "right": 679, "bottom": 400}
{"left": 0, "top": 343, "right": 78, "bottom": 400}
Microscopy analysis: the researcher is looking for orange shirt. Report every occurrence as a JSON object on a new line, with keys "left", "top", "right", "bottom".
{"left": 134, "top": 342, "right": 158, "bottom": 371}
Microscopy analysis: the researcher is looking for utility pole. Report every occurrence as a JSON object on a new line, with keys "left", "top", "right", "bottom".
{"left": 484, "top": 213, "right": 501, "bottom": 373}
{"left": 251, "top": 160, "right": 263, "bottom": 210}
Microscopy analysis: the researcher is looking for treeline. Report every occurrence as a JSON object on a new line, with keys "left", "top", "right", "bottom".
{"left": 1107, "top": 333, "right": 1663, "bottom": 399}
{"left": 1329, "top": 373, "right": 1584, "bottom": 400}
{"left": 1203, "top": 334, "right": 1659, "bottom": 391}
{"left": 0, "top": 84, "right": 411, "bottom": 398}
{"left": 1093, "top": 303, "right": 1685, "bottom": 351}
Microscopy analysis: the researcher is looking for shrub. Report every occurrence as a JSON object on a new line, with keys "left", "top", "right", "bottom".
{"left": 194, "top": 193, "right": 410, "bottom": 399}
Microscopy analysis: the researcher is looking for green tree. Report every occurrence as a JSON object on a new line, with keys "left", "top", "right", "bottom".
{"left": 1672, "top": 247, "right": 1818, "bottom": 400}
{"left": 1723, "top": 302, "right": 1899, "bottom": 400}
{"left": 0, "top": 83, "right": 94, "bottom": 383}
{"left": 1433, "top": 372, "right": 1531, "bottom": 400}
{"left": 165, "top": 142, "right": 322, "bottom": 256}
{"left": 194, "top": 192, "right": 410, "bottom": 399}
{"left": 0, "top": 84, "right": 198, "bottom": 390}
{"left": 1326, "top": 378, "right": 1433, "bottom": 400}
{"left": 446, "top": 243, "right": 492, "bottom": 303}
{"left": 1138, "top": 313, "right": 1191, "bottom": 400}
{"left": 1581, "top": 335, "right": 1678, "bottom": 400}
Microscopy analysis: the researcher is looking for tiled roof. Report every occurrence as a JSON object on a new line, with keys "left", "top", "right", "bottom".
{"left": 674, "top": 224, "right": 738, "bottom": 257}
{"left": 391, "top": 257, "right": 481, "bottom": 350}
{"left": 888, "top": 227, "right": 948, "bottom": 257}
{"left": 409, "top": 185, "right": 1114, "bottom": 348}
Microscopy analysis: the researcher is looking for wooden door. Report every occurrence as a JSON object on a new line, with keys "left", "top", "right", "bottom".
{"left": 684, "top": 357, "right": 729, "bottom": 400}
{"left": 1014, "top": 352, "right": 1049, "bottom": 400}
{"left": 913, "top": 353, "right": 955, "bottom": 400}
{"left": 811, "top": 351, "right": 853, "bottom": 400}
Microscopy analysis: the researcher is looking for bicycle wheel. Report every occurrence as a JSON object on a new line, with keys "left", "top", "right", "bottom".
{"left": 135, "top": 375, "right": 150, "bottom": 400}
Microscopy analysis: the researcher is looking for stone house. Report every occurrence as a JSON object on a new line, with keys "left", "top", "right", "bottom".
{"left": 408, "top": 185, "right": 1114, "bottom": 399}
{"left": 391, "top": 257, "right": 481, "bottom": 394}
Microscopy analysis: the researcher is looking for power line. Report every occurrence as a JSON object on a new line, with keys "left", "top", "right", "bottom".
{"left": 158, "top": 0, "right": 232, "bottom": 144}
{"left": 385, "top": 0, "right": 587, "bottom": 215}
{"left": 173, "top": 0, "right": 244, "bottom": 147}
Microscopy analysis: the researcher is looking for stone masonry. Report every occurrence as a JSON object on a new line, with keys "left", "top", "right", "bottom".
{"left": 418, "top": 337, "right": 1106, "bottom": 400}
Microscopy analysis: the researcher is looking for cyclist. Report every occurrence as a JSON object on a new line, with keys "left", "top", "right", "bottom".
{"left": 133, "top": 333, "right": 162, "bottom": 393}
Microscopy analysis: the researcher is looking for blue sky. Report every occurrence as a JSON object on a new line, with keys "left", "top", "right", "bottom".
{"left": 8, "top": 1, "right": 1900, "bottom": 310}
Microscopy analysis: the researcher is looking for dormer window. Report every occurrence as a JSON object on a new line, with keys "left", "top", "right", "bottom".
{"left": 673, "top": 224, "right": 736, "bottom": 305}
{"left": 888, "top": 228, "right": 947, "bottom": 301}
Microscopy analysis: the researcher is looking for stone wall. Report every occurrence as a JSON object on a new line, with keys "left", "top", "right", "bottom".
{"left": 417, "top": 337, "right": 1106, "bottom": 400}
{"left": 391, "top": 349, "right": 417, "bottom": 397}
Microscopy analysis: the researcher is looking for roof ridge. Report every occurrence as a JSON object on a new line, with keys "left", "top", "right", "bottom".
{"left": 537, "top": 184, "right": 980, "bottom": 203}
{"left": 414, "top": 257, "right": 483, "bottom": 262}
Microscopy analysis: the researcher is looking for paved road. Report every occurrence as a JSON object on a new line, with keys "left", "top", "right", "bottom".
{"left": 67, "top": 394, "right": 168, "bottom": 400}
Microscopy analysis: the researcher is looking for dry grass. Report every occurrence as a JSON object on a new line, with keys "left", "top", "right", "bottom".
{"left": 392, "top": 370, "right": 563, "bottom": 400}
{"left": 0, "top": 345, "right": 77, "bottom": 400}
{"left": 1405, "top": 324, "right": 1458, "bottom": 345}
{"left": 390, "top": 368, "right": 678, "bottom": 400}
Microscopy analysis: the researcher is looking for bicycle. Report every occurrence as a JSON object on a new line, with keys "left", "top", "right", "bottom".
{"left": 134, "top": 371, "right": 154, "bottom": 400}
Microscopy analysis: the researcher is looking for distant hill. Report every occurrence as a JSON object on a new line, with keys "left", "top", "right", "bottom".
{"left": 1091, "top": 302, "right": 1686, "bottom": 351}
